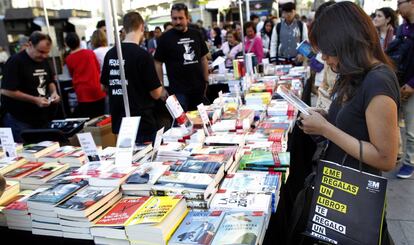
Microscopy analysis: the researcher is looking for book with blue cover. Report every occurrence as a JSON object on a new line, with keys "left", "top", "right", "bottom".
{"left": 211, "top": 212, "right": 267, "bottom": 245}
{"left": 170, "top": 160, "right": 223, "bottom": 175}
{"left": 170, "top": 210, "right": 225, "bottom": 245}
{"left": 27, "top": 179, "right": 88, "bottom": 210}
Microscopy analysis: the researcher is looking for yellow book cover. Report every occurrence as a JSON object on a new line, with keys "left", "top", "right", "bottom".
{"left": 126, "top": 196, "right": 183, "bottom": 225}
{"left": 130, "top": 208, "right": 189, "bottom": 244}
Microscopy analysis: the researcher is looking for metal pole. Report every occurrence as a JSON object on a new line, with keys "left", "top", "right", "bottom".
{"left": 245, "top": 0, "right": 250, "bottom": 22}
{"left": 42, "top": 1, "right": 66, "bottom": 118}
{"left": 239, "top": 0, "right": 245, "bottom": 57}
{"left": 110, "top": 0, "right": 131, "bottom": 117}
{"left": 200, "top": 4, "right": 204, "bottom": 23}
{"left": 103, "top": 0, "right": 115, "bottom": 46}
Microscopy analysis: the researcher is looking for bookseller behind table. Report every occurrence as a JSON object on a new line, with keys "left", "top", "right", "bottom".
{"left": 294, "top": 2, "right": 399, "bottom": 245}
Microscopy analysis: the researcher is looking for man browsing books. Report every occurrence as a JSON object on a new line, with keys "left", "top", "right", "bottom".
{"left": 1, "top": 31, "right": 61, "bottom": 142}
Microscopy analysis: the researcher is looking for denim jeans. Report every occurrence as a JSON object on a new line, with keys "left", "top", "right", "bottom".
{"left": 2, "top": 113, "right": 35, "bottom": 143}
{"left": 402, "top": 94, "right": 414, "bottom": 167}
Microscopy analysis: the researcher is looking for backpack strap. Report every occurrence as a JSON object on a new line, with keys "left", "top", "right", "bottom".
{"left": 276, "top": 22, "right": 281, "bottom": 59}
{"left": 298, "top": 20, "right": 303, "bottom": 42}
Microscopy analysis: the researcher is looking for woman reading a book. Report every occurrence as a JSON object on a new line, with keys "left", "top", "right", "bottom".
{"left": 298, "top": 1, "right": 399, "bottom": 244}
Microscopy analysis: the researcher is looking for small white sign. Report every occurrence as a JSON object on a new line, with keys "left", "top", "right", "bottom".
{"left": 152, "top": 127, "right": 164, "bottom": 161}
{"left": 218, "top": 90, "right": 224, "bottom": 106}
{"left": 166, "top": 95, "right": 185, "bottom": 118}
{"left": 0, "top": 128, "right": 17, "bottom": 159}
{"left": 197, "top": 103, "right": 213, "bottom": 136}
{"left": 115, "top": 117, "right": 141, "bottom": 167}
{"left": 77, "top": 132, "right": 100, "bottom": 162}
{"left": 197, "top": 104, "right": 209, "bottom": 125}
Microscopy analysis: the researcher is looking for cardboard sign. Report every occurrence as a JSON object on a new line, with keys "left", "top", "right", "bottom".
{"left": 115, "top": 117, "right": 140, "bottom": 167}
{"left": 304, "top": 160, "right": 387, "bottom": 245}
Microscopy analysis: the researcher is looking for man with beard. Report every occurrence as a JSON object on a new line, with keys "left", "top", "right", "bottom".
{"left": 101, "top": 11, "right": 167, "bottom": 143}
{"left": 154, "top": 3, "right": 209, "bottom": 111}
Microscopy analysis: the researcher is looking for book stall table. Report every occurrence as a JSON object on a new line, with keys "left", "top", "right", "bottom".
{"left": 0, "top": 64, "right": 310, "bottom": 245}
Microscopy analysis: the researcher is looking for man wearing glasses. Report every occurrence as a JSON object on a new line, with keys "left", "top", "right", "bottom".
{"left": 154, "top": 3, "right": 210, "bottom": 111}
{"left": 1, "top": 31, "right": 60, "bottom": 142}
{"left": 391, "top": 0, "right": 414, "bottom": 178}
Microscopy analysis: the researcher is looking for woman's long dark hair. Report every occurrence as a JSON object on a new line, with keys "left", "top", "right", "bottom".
{"left": 377, "top": 7, "right": 398, "bottom": 30}
{"left": 309, "top": 2, "right": 394, "bottom": 103}
{"left": 261, "top": 20, "right": 274, "bottom": 38}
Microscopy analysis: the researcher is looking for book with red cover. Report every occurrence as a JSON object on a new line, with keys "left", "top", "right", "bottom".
{"left": 94, "top": 196, "right": 150, "bottom": 226}
{"left": 3, "top": 162, "right": 44, "bottom": 180}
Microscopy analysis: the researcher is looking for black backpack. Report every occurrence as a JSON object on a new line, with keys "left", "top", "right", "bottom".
{"left": 386, "top": 24, "right": 414, "bottom": 86}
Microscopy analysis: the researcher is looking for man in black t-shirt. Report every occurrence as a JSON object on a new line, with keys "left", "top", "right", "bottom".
{"left": 101, "top": 11, "right": 166, "bottom": 143}
{"left": 154, "top": 3, "right": 210, "bottom": 111}
{"left": 1, "top": 31, "right": 61, "bottom": 142}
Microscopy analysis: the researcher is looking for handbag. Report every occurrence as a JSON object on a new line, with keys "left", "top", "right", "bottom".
{"left": 302, "top": 140, "right": 388, "bottom": 245}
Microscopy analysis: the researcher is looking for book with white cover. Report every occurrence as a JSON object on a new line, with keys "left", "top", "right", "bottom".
{"left": 156, "top": 171, "right": 219, "bottom": 191}
{"left": 88, "top": 165, "right": 137, "bottom": 187}
{"left": 69, "top": 160, "right": 113, "bottom": 179}
{"left": 220, "top": 172, "right": 280, "bottom": 194}
{"left": 210, "top": 190, "right": 272, "bottom": 214}
{"left": 204, "top": 133, "right": 245, "bottom": 146}
{"left": 211, "top": 212, "right": 267, "bottom": 245}
{"left": 122, "top": 162, "right": 170, "bottom": 193}
{"left": 38, "top": 146, "right": 79, "bottom": 163}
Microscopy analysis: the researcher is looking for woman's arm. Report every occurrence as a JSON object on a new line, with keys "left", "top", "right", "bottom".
{"left": 301, "top": 95, "right": 398, "bottom": 171}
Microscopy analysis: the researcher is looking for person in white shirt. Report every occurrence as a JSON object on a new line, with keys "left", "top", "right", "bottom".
{"left": 91, "top": 30, "right": 110, "bottom": 72}
{"left": 260, "top": 20, "right": 274, "bottom": 59}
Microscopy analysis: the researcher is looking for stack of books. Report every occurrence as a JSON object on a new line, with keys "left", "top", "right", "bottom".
{"left": 122, "top": 162, "right": 170, "bottom": 196}
{"left": 54, "top": 185, "right": 121, "bottom": 240}
{"left": 3, "top": 161, "right": 45, "bottom": 182}
{"left": 170, "top": 210, "right": 225, "bottom": 245}
{"left": 0, "top": 157, "right": 27, "bottom": 175}
{"left": 3, "top": 189, "right": 39, "bottom": 231}
{"left": 87, "top": 164, "right": 137, "bottom": 187}
{"left": 91, "top": 196, "right": 151, "bottom": 245}
{"left": 124, "top": 196, "right": 188, "bottom": 245}
{"left": 27, "top": 179, "right": 88, "bottom": 237}
{"left": 19, "top": 162, "right": 69, "bottom": 190}
{"left": 211, "top": 212, "right": 268, "bottom": 245}
{"left": 152, "top": 158, "right": 225, "bottom": 209}
{"left": 18, "top": 141, "right": 60, "bottom": 161}
{"left": 39, "top": 146, "right": 86, "bottom": 167}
